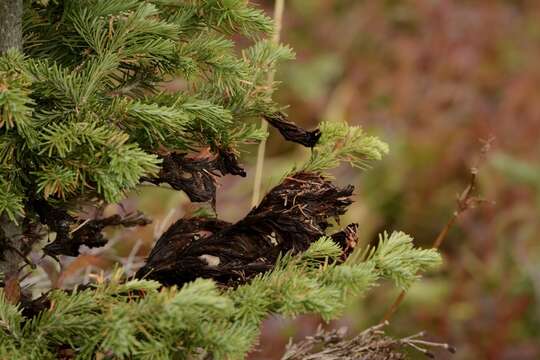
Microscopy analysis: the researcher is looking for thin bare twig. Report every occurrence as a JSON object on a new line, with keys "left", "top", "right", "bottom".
{"left": 382, "top": 138, "right": 494, "bottom": 321}
{"left": 251, "top": 0, "right": 286, "bottom": 207}
{"left": 382, "top": 168, "right": 482, "bottom": 322}
{"left": 281, "top": 321, "right": 455, "bottom": 360}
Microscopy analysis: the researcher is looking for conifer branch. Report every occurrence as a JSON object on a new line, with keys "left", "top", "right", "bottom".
{"left": 1, "top": 230, "right": 440, "bottom": 359}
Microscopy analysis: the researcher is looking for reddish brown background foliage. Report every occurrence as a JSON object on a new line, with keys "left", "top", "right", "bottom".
{"left": 244, "top": 1, "right": 540, "bottom": 359}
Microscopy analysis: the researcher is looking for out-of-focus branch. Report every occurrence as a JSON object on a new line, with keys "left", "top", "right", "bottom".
{"left": 281, "top": 321, "right": 456, "bottom": 360}
{"left": 382, "top": 169, "right": 482, "bottom": 322}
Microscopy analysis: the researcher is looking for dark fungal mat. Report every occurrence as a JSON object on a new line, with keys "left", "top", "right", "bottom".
{"left": 136, "top": 172, "right": 359, "bottom": 286}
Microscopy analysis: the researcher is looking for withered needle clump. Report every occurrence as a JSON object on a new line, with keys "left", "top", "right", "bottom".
{"left": 264, "top": 112, "right": 322, "bottom": 148}
{"left": 142, "top": 149, "right": 246, "bottom": 205}
{"left": 136, "top": 172, "right": 356, "bottom": 286}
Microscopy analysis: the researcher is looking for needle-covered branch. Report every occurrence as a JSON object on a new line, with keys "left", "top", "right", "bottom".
{"left": 1, "top": 231, "right": 440, "bottom": 359}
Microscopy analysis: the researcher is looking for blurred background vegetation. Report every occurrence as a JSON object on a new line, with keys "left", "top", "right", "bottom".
{"left": 26, "top": 0, "right": 540, "bottom": 359}
{"left": 248, "top": 1, "right": 540, "bottom": 358}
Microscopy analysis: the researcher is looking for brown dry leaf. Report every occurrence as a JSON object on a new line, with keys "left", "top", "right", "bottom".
{"left": 4, "top": 273, "right": 21, "bottom": 305}
{"left": 56, "top": 254, "right": 111, "bottom": 288}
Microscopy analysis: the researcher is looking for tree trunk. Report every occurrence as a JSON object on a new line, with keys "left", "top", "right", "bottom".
{"left": 0, "top": 0, "right": 24, "bottom": 288}
{"left": 0, "top": 0, "right": 23, "bottom": 54}
{"left": 0, "top": 215, "right": 25, "bottom": 278}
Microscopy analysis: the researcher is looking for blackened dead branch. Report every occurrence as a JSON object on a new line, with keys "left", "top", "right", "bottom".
{"left": 330, "top": 223, "right": 359, "bottom": 260}
{"left": 136, "top": 172, "right": 357, "bottom": 286}
{"left": 264, "top": 112, "right": 321, "bottom": 148}
{"left": 142, "top": 149, "right": 245, "bottom": 205}
{"left": 32, "top": 201, "right": 151, "bottom": 258}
